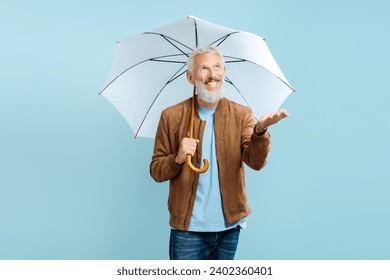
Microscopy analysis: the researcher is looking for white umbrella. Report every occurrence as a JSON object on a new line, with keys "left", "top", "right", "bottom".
{"left": 100, "top": 16, "right": 294, "bottom": 140}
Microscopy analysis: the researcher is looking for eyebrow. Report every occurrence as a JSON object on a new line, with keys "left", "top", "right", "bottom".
{"left": 199, "top": 62, "right": 221, "bottom": 67}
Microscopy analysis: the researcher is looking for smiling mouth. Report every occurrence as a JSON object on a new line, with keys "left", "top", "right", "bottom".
{"left": 206, "top": 81, "right": 218, "bottom": 86}
{"left": 205, "top": 79, "right": 221, "bottom": 86}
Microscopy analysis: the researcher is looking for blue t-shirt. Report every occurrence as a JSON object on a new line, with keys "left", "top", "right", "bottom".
{"left": 188, "top": 105, "right": 246, "bottom": 232}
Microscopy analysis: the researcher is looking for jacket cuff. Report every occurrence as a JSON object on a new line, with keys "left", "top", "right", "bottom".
{"left": 252, "top": 126, "right": 271, "bottom": 140}
{"left": 170, "top": 153, "right": 183, "bottom": 172}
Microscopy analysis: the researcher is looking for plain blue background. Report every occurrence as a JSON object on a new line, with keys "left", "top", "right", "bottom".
{"left": 1, "top": 0, "right": 389, "bottom": 260}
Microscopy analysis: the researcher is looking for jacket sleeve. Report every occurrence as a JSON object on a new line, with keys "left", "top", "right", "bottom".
{"left": 150, "top": 110, "right": 182, "bottom": 182}
{"left": 241, "top": 109, "right": 271, "bottom": 171}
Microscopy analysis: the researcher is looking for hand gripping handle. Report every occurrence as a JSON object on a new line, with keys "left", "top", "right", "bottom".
{"left": 185, "top": 86, "right": 209, "bottom": 173}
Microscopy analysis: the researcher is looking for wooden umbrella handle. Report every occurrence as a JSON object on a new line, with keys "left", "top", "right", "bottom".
{"left": 185, "top": 85, "right": 209, "bottom": 173}
{"left": 186, "top": 155, "right": 209, "bottom": 173}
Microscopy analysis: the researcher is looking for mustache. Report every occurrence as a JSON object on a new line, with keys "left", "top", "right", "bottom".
{"left": 196, "top": 82, "right": 224, "bottom": 104}
{"left": 204, "top": 76, "right": 223, "bottom": 84}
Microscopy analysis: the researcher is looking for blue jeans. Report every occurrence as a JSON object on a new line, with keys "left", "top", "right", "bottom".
{"left": 169, "top": 227, "right": 241, "bottom": 260}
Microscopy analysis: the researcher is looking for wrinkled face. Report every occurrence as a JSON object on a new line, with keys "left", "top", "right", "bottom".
{"left": 187, "top": 53, "right": 226, "bottom": 93}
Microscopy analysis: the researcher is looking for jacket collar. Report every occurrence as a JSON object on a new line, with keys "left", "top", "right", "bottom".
{"left": 215, "top": 97, "right": 227, "bottom": 114}
{"left": 192, "top": 96, "right": 228, "bottom": 115}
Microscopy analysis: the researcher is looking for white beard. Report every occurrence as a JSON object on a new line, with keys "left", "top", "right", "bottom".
{"left": 196, "top": 81, "right": 224, "bottom": 104}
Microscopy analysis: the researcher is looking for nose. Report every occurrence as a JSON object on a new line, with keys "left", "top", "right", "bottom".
{"left": 208, "top": 68, "right": 218, "bottom": 79}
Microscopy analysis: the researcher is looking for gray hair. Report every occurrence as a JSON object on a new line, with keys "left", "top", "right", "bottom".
{"left": 187, "top": 46, "right": 225, "bottom": 74}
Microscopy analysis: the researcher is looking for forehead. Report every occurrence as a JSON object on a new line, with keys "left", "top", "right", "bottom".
{"left": 193, "top": 53, "right": 223, "bottom": 66}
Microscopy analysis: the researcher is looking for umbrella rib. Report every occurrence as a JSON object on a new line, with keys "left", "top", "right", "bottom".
{"left": 168, "top": 70, "right": 187, "bottom": 84}
{"left": 189, "top": 16, "right": 239, "bottom": 48}
{"left": 101, "top": 31, "right": 194, "bottom": 95}
{"left": 166, "top": 64, "right": 187, "bottom": 84}
{"left": 224, "top": 56, "right": 295, "bottom": 92}
{"left": 100, "top": 54, "right": 187, "bottom": 95}
{"left": 194, "top": 18, "right": 199, "bottom": 47}
{"left": 143, "top": 32, "right": 193, "bottom": 56}
{"left": 210, "top": 31, "right": 294, "bottom": 91}
{"left": 151, "top": 53, "right": 189, "bottom": 61}
{"left": 134, "top": 64, "right": 188, "bottom": 138}
{"left": 209, "top": 31, "right": 240, "bottom": 47}
{"left": 134, "top": 86, "right": 168, "bottom": 138}
{"left": 151, "top": 58, "right": 186, "bottom": 64}
{"left": 224, "top": 76, "right": 251, "bottom": 108}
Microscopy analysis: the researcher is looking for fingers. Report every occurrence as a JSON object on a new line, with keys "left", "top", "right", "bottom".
{"left": 176, "top": 137, "right": 199, "bottom": 164}
{"left": 182, "top": 138, "right": 199, "bottom": 156}
{"left": 257, "top": 109, "right": 289, "bottom": 129}
{"left": 278, "top": 109, "right": 289, "bottom": 118}
{"left": 274, "top": 109, "right": 289, "bottom": 121}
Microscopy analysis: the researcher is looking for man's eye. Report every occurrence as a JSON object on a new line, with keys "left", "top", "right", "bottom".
{"left": 200, "top": 67, "right": 208, "bottom": 72}
{"left": 214, "top": 65, "right": 221, "bottom": 69}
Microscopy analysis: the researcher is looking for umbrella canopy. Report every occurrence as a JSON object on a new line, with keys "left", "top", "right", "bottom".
{"left": 100, "top": 16, "right": 294, "bottom": 138}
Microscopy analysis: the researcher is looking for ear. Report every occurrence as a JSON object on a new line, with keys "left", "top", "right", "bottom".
{"left": 186, "top": 71, "right": 195, "bottom": 85}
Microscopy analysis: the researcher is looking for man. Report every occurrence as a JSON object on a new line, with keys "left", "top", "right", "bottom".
{"left": 150, "top": 46, "right": 288, "bottom": 260}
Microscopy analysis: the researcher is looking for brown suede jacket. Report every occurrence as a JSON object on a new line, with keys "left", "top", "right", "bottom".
{"left": 150, "top": 97, "right": 271, "bottom": 231}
